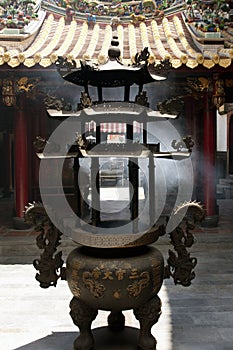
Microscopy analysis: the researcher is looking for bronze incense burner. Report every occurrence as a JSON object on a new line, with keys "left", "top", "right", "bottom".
{"left": 26, "top": 38, "right": 204, "bottom": 350}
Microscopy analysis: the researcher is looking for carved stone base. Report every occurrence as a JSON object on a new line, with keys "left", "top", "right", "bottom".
{"left": 201, "top": 214, "right": 219, "bottom": 228}
{"left": 12, "top": 216, "right": 32, "bottom": 230}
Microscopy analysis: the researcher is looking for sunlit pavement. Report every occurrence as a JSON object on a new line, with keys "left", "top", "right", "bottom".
{"left": 1, "top": 199, "right": 233, "bottom": 350}
{"left": 0, "top": 264, "right": 172, "bottom": 350}
{"left": 1, "top": 229, "right": 233, "bottom": 350}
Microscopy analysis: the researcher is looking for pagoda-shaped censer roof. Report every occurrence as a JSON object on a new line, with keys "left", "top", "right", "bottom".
{"left": 56, "top": 36, "right": 167, "bottom": 87}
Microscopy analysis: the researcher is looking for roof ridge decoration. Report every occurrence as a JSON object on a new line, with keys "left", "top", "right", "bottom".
{"left": 1, "top": 1, "right": 233, "bottom": 69}
{"left": 42, "top": 0, "right": 184, "bottom": 23}
{"left": 0, "top": 0, "right": 42, "bottom": 35}
{"left": 184, "top": 0, "right": 231, "bottom": 37}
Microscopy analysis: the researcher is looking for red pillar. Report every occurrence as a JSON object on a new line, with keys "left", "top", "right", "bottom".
{"left": 14, "top": 100, "right": 29, "bottom": 218}
{"left": 184, "top": 97, "right": 199, "bottom": 200}
{"left": 202, "top": 94, "right": 218, "bottom": 226}
{"left": 3, "top": 131, "right": 13, "bottom": 196}
{"left": 30, "top": 100, "right": 43, "bottom": 201}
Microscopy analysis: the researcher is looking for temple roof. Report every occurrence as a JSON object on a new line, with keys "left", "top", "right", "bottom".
{"left": 1, "top": 2, "right": 233, "bottom": 70}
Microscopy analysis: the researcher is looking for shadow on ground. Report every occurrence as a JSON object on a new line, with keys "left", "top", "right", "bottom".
{"left": 15, "top": 327, "right": 140, "bottom": 350}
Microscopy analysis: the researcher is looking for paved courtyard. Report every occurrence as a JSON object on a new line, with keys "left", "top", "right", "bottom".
{"left": 1, "top": 199, "right": 233, "bottom": 350}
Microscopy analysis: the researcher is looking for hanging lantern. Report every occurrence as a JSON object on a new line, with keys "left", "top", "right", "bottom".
{"left": 212, "top": 75, "right": 225, "bottom": 110}
{"left": 2, "top": 78, "right": 16, "bottom": 106}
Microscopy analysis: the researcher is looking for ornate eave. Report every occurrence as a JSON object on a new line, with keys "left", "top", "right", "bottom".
{"left": 0, "top": 4, "right": 233, "bottom": 70}
{"left": 46, "top": 102, "right": 178, "bottom": 120}
{"left": 41, "top": 103, "right": 191, "bottom": 160}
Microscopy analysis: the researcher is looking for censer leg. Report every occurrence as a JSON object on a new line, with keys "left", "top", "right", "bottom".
{"left": 70, "top": 297, "right": 98, "bottom": 350}
{"left": 134, "top": 296, "right": 162, "bottom": 350}
{"left": 107, "top": 311, "right": 125, "bottom": 331}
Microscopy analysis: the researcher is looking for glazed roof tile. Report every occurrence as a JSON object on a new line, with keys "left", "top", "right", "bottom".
{"left": 1, "top": 10, "right": 233, "bottom": 69}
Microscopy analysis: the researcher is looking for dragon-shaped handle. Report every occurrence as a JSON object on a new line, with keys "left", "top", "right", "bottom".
{"left": 164, "top": 201, "right": 205, "bottom": 287}
{"left": 24, "top": 202, "right": 66, "bottom": 288}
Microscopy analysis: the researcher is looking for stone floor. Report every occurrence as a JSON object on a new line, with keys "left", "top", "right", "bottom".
{"left": 0, "top": 198, "right": 233, "bottom": 350}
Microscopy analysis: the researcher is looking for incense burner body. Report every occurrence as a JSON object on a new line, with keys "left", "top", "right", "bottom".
{"left": 66, "top": 244, "right": 164, "bottom": 350}
{"left": 66, "top": 245, "right": 164, "bottom": 312}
